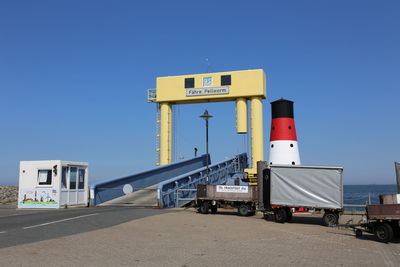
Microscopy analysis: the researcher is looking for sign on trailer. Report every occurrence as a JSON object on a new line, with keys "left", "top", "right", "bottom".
{"left": 216, "top": 185, "right": 248, "bottom": 193}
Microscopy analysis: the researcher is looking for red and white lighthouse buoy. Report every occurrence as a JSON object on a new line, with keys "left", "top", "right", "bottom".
{"left": 268, "top": 99, "right": 301, "bottom": 166}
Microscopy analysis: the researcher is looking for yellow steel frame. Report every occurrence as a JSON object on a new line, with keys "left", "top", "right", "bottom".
{"left": 150, "top": 69, "right": 266, "bottom": 184}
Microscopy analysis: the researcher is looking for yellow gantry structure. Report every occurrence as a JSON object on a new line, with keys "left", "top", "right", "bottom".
{"left": 148, "top": 69, "right": 266, "bottom": 184}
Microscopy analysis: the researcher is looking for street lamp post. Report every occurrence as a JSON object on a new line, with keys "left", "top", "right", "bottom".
{"left": 200, "top": 110, "right": 213, "bottom": 183}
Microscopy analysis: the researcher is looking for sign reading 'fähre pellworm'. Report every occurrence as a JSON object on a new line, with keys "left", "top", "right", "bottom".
{"left": 186, "top": 86, "right": 229, "bottom": 97}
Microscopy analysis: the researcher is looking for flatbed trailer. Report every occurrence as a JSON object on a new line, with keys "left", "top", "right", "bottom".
{"left": 196, "top": 184, "right": 258, "bottom": 216}
{"left": 346, "top": 204, "right": 400, "bottom": 242}
{"left": 196, "top": 161, "right": 344, "bottom": 226}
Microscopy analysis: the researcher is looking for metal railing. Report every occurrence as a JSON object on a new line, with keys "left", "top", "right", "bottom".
{"left": 175, "top": 188, "right": 197, "bottom": 208}
{"left": 343, "top": 204, "right": 367, "bottom": 207}
{"left": 157, "top": 153, "right": 248, "bottom": 208}
{"left": 147, "top": 88, "right": 156, "bottom": 102}
{"left": 342, "top": 193, "right": 374, "bottom": 212}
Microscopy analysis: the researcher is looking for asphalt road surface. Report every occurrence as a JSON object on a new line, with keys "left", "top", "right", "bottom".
{"left": 0, "top": 205, "right": 173, "bottom": 248}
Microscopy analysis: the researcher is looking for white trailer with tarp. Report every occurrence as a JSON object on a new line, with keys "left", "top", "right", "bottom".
{"left": 257, "top": 163, "right": 344, "bottom": 225}
{"left": 269, "top": 165, "right": 343, "bottom": 209}
{"left": 18, "top": 160, "right": 89, "bottom": 208}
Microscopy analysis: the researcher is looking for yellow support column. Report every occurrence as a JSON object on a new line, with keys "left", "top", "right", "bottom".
{"left": 168, "top": 104, "right": 173, "bottom": 163}
{"left": 248, "top": 96, "right": 264, "bottom": 184}
{"left": 160, "top": 102, "right": 172, "bottom": 165}
{"left": 236, "top": 98, "right": 248, "bottom": 133}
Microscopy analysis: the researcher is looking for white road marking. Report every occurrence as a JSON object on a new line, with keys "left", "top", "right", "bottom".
{"left": 0, "top": 231, "right": 7, "bottom": 234}
{"left": 23, "top": 213, "right": 99, "bottom": 229}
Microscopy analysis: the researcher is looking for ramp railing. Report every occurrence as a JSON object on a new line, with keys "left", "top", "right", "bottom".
{"left": 157, "top": 153, "right": 248, "bottom": 208}
{"left": 175, "top": 188, "right": 198, "bottom": 208}
{"left": 90, "top": 155, "right": 209, "bottom": 206}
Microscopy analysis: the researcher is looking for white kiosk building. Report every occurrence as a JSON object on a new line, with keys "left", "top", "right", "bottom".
{"left": 18, "top": 160, "right": 89, "bottom": 208}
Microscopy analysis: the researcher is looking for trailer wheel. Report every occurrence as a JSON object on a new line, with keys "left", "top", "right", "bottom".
{"left": 210, "top": 205, "right": 217, "bottom": 214}
{"left": 322, "top": 212, "right": 338, "bottom": 226}
{"left": 274, "top": 209, "right": 287, "bottom": 223}
{"left": 199, "top": 201, "right": 209, "bottom": 214}
{"left": 355, "top": 229, "right": 363, "bottom": 238}
{"left": 238, "top": 204, "right": 250, "bottom": 216}
{"left": 196, "top": 201, "right": 203, "bottom": 213}
{"left": 375, "top": 223, "right": 394, "bottom": 243}
{"left": 285, "top": 208, "right": 293, "bottom": 222}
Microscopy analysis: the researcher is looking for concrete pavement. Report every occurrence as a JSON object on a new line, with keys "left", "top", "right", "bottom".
{"left": 0, "top": 209, "right": 399, "bottom": 266}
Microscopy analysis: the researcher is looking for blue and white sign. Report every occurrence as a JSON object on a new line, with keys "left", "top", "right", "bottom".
{"left": 216, "top": 185, "right": 248, "bottom": 193}
{"left": 186, "top": 86, "right": 229, "bottom": 97}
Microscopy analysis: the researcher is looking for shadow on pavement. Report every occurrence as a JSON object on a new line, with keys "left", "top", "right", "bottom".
{"left": 328, "top": 228, "right": 400, "bottom": 244}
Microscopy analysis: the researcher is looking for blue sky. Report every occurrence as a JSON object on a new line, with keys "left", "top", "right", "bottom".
{"left": 1, "top": 1, "right": 399, "bottom": 185}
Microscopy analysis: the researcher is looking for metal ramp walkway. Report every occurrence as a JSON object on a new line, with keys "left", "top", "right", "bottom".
{"left": 99, "top": 184, "right": 158, "bottom": 207}
{"left": 90, "top": 155, "right": 209, "bottom": 206}
{"left": 90, "top": 153, "right": 248, "bottom": 208}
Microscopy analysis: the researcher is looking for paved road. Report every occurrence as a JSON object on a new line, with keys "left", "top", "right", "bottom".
{"left": 0, "top": 205, "right": 172, "bottom": 248}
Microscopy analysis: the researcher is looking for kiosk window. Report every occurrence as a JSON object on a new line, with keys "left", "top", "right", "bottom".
{"left": 70, "top": 167, "right": 77, "bottom": 189}
{"left": 38, "top": 170, "right": 52, "bottom": 185}
{"left": 78, "top": 169, "right": 85, "bottom": 189}
{"left": 61, "top": 167, "right": 68, "bottom": 189}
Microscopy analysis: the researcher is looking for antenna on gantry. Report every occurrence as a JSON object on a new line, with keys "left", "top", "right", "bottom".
{"left": 205, "top": 57, "right": 213, "bottom": 73}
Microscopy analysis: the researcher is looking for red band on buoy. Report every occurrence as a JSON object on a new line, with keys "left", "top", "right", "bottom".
{"left": 270, "top": 118, "right": 297, "bottom": 141}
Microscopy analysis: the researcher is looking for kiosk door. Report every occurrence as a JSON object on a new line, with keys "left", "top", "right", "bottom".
{"left": 77, "top": 168, "right": 86, "bottom": 204}
{"left": 60, "top": 166, "right": 69, "bottom": 205}
{"left": 60, "top": 166, "right": 87, "bottom": 206}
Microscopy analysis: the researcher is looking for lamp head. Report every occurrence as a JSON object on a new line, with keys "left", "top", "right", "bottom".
{"left": 200, "top": 109, "right": 213, "bottom": 120}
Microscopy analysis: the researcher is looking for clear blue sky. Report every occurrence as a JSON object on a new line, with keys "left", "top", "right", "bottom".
{"left": 1, "top": 1, "right": 399, "bottom": 185}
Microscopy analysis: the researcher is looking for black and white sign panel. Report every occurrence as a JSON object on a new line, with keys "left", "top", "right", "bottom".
{"left": 186, "top": 86, "right": 229, "bottom": 97}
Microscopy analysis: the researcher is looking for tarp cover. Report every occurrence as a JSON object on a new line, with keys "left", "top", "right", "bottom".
{"left": 270, "top": 165, "right": 343, "bottom": 209}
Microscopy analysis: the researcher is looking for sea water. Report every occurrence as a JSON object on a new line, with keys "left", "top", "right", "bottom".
{"left": 344, "top": 184, "right": 397, "bottom": 210}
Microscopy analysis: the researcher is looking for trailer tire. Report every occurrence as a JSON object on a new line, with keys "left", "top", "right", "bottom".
{"left": 285, "top": 209, "right": 293, "bottom": 222}
{"left": 355, "top": 229, "right": 363, "bottom": 238}
{"left": 210, "top": 205, "right": 217, "bottom": 214}
{"left": 199, "top": 201, "right": 209, "bottom": 214}
{"left": 274, "top": 209, "right": 287, "bottom": 223}
{"left": 238, "top": 204, "right": 250, "bottom": 216}
{"left": 375, "top": 223, "right": 394, "bottom": 243}
{"left": 322, "top": 212, "right": 338, "bottom": 226}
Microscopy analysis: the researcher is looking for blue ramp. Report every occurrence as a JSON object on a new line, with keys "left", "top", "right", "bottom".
{"left": 90, "top": 155, "right": 209, "bottom": 206}
{"left": 158, "top": 153, "right": 248, "bottom": 208}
